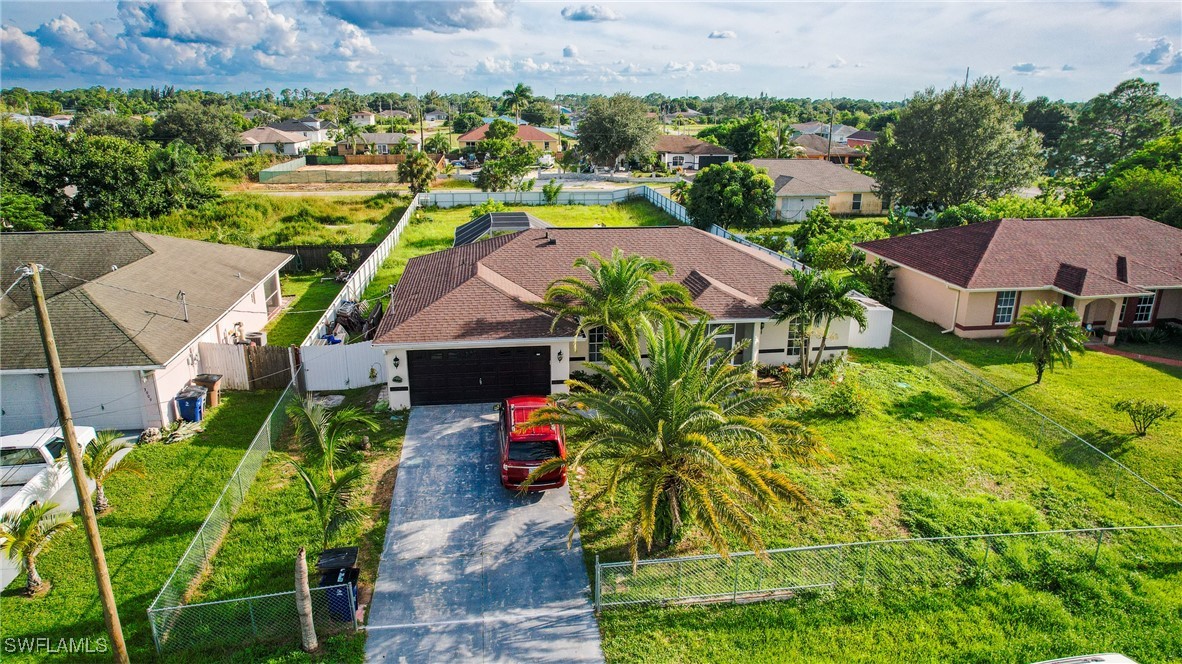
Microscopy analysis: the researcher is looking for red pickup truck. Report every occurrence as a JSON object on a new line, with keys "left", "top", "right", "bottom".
{"left": 498, "top": 396, "right": 567, "bottom": 491}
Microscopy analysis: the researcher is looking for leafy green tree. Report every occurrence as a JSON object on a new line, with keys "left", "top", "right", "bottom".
{"left": 541, "top": 179, "right": 563, "bottom": 204}
{"left": 485, "top": 118, "right": 518, "bottom": 141}
{"left": 469, "top": 198, "right": 507, "bottom": 219}
{"left": 1088, "top": 130, "right": 1182, "bottom": 226}
{"left": 812, "top": 242, "right": 853, "bottom": 270}
{"left": 287, "top": 395, "right": 380, "bottom": 482}
{"left": 685, "top": 162, "right": 775, "bottom": 230}
{"left": 501, "top": 83, "right": 533, "bottom": 122}
{"left": 1, "top": 193, "right": 52, "bottom": 231}
{"left": 521, "top": 100, "right": 559, "bottom": 126}
{"left": 540, "top": 249, "right": 702, "bottom": 348}
{"left": 0, "top": 120, "right": 71, "bottom": 223}
{"left": 74, "top": 430, "right": 144, "bottom": 514}
{"left": 289, "top": 461, "right": 369, "bottom": 551}
{"left": 867, "top": 78, "right": 1044, "bottom": 208}
{"left": 523, "top": 319, "right": 818, "bottom": 559}
{"left": 1112, "top": 399, "right": 1177, "bottom": 436}
{"left": 984, "top": 194, "right": 1081, "bottom": 219}
{"left": 932, "top": 201, "right": 995, "bottom": 227}
{"left": 149, "top": 141, "right": 219, "bottom": 211}
{"left": 576, "top": 94, "right": 660, "bottom": 167}
{"left": 475, "top": 144, "right": 539, "bottom": 192}
{"left": 0, "top": 502, "right": 75, "bottom": 595}
{"left": 398, "top": 150, "right": 438, "bottom": 194}
{"left": 1020, "top": 96, "right": 1074, "bottom": 156}
{"left": 72, "top": 113, "right": 148, "bottom": 142}
{"left": 452, "top": 112, "right": 484, "bottom": 135}
{"left": 698, "top": 114, "right": 771, "bottom": 160}
{"left": 851, "top": 259, "right": 897, "bottom": 305}
{"left": 152, "top": 102, "right": 241, "bottom": 157}
{"left": 65, "top": 133, "right": 159, "bottom": 223}
{"left": 1006, "top": 303, "right": 1089, "bottom": 384}
{"left": 791, "top": 206, "right": 842, "bottom": 252}
{"left": 764, "top": 269, "right": 866, "bottom": 377}
{"left": 1053, "top": 79, "right": 1174, "bottom": 179}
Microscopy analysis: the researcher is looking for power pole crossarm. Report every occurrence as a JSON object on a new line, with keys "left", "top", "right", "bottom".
{"left": 27, "top": 263, "right": 130, "bottom": 664}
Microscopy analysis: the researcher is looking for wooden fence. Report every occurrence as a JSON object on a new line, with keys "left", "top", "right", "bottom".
{"left": 197, "top": 343, "right": 294, "bottom": 390}
{"left": 258, "top": 243, "right": 378, "bottom": 273}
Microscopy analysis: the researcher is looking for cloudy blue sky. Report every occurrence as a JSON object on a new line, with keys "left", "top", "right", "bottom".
{"left": 2, "top": 1, "right": 1179, "bottom": 101}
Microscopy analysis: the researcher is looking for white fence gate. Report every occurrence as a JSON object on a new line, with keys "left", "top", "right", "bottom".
{"left": 300, "top": 342, "right": 387, "bottom": 392}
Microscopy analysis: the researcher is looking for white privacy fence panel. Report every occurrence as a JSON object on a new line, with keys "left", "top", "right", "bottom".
{"left": 425, "top": 188, "right": 636, "bottom": 208}
{"left": 638, "top": 185, "right": 691, "bottom": 224}
{"left": 300, "top": 342, "right": 388, "bottom": 391}
{"left": 300, "top": 195, "right": 421, "bottom": 346}
{"left": 197, "top": 343, "right": 250, "bottom": 390}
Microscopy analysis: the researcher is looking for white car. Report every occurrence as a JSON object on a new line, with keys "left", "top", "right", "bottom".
{"left": 0, "top": 426, "right": 96, "bottom": 516}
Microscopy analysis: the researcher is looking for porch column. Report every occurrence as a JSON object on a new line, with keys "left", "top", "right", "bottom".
{"left": 1102, "top": 297, "right": 1123, "bottom": 345}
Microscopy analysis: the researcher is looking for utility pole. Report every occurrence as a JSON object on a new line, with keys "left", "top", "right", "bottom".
{"left": 825, "top": 105, "right": 835, "bottom": 163}
{"left": 26, "top": 264, "right": 129, "bottom": 664}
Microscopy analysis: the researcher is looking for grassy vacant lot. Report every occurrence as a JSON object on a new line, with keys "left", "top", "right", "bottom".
{"left": 179, "top": 387, "right": 405, "bottom": 662}
{"left": 263, "top": 275, "right": 344, "bottom": 347}
{"left": 0, "top": 392, "right": 280, "bottom": 663}
{"left": 584, "top": 317, "right": 1182, "bottom": 662}
{"left": 114, "top": 194, "right": 407, "bottom": 247}
{"left": 360, "top": 199, "right": 678, "bottom": 300}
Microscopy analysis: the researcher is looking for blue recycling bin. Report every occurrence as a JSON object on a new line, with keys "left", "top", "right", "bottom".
{"left": 175, "top": 386, "right": 207, "bottom": 423}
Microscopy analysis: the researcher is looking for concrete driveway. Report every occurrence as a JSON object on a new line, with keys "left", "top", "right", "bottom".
{"left": 365, "top": 404, "right": 603, "bottom": 663}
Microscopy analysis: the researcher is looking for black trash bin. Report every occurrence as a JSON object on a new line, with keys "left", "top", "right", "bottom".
{"left": 316, "top": 547, "right": 359, "bottom": 622}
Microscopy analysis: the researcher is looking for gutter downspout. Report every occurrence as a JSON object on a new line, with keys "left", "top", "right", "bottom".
{"left": 942, "top": 288, "right": 962, "bottom": 334}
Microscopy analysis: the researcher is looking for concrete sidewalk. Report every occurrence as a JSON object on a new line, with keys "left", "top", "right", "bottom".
{"left": 364, "top": 403, "right": 603, "bottom": 663}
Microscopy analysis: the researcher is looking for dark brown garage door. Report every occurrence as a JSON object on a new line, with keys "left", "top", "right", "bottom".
{"left": 698, "top": 155, "right": 732, "bottom": 168}
{"left": 407, "top": 346, "right": 552, "bottom": 406}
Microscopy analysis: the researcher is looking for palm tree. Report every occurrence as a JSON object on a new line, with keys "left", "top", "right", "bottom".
{"left": 1, "top": 502, "right": 76, "bottom": 595}
{"left": 763, "top": 269, "right": 866, "bottom": 377}
{"left": 1007, "top": 303, "right": 1089, "bottom": 383}
{"left": 287, "top": 396, "right": 379, "bottom": 482}
{"left": 335, "top": 123, "right": 365, "bottom": 154}
{"left": 670, "top": 180, "right": 690, "bottom": 203}
{"left": 806, "top": 271, "right": 868, "bottom": 375}
{"left": 501, "top": 83, "right": 533, "bottom": 123}
{"left": 78, "top": 430, "right": 144, "bottom": 514}
{"left": 290, "top": 462, "right": 369, "bottom": 551}
{"left": 539, "top": 249, "right": 703, "bottom": 350}
{"left": 524, "top": 319, "right": 818, "bottom": 562}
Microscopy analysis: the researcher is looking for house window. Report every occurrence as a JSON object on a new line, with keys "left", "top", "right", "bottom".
{"left": 378, "top": 144, "right": 389, "bottom": 155}
{"left": 586, "top": 327, "right": 607, "bottom": 362}
{"left": 708, "top": 324, "right": 738, "bottom": 364}
{"left": 671, "top": 156, "right": 685, "bottom": 167}
{"left": 852, "top": 193, "right": 863, "bottom": 212}
{"left": 993, "top": 291, "right": 1017, "bottom": 325}
{"left": 1133, "top": 292, "right": 1155, "bottom": 324}
{"left": 786, "top": 324, "right": 803, "bottom": 356}
{"left": 544, "top": 142, "right": 551, "bottom": 150}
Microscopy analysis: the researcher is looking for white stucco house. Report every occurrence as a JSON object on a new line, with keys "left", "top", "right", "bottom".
{"left": 351, "top": 110, "right": 377, "bottom": 126}
{"left": 0, "top": 232, "right": 291, "bottom": 433}
{"left": 654, "top": 135, "right": 735, "bottom": 170}
{"left": 238, "top": 127, "right": 311, "bottom": 155}
{"left": 372, "top": 226, "right": 891, "bottom": 409}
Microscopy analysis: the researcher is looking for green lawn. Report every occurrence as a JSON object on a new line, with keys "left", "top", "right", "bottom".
{"left": 0, "top": 391, "right": 281, "bottom": 663}
{"left": 114, "top": 194, "right": 408, "bottom": 247}
{"left": 361, "top": 199, "right": 678, "bottom": 300}
{"left": 584, "top": 315, "right": 1182, "bottom": 662}
{"left": 1114, "top": 340, "right": 1182, "bottom": 362}
{"left": 263, "top": 275, "right": 345, "bottom": 347}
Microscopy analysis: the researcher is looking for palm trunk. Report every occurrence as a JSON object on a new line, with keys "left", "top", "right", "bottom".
{"left": 809, "top": 318, "right": 835, "bottom": 377}
{"left": 295, "top": 547, "right": 318, "bottom": 652}
{"left": 25, "top": 555, "right": 43, "bottom": 595}
{"left": 94, "top": 482, "right": 110, "bottom": 514}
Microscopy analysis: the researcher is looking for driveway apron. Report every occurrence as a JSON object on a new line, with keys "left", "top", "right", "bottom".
{"left": 365, "top": 403, "right": 604, "bottom": 663}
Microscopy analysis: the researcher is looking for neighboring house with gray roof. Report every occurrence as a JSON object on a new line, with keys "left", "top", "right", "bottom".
{"left": 0, "top": 232, "right": 291, "bottom": 433}
{"left": 239, "top": 127, "right": 311, "bottom": 155}
{"left": 267, "top": 116, "right": 337, "bottom": 143}
{"left": 749, "top": 159, "right": 883, "bottom": 220}
{"left": 372, "top": 226, "right": 891, "bottom": 408}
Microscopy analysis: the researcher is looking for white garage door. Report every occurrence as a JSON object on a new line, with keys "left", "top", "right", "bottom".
{"left": 0, "top": 374, "right": 53, "bottom": 435}
{"left": 63, "top": 371, "right": 146, "bottom": 432}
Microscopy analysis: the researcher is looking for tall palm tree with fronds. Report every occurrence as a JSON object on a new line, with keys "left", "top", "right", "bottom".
{"left": 77, "top": 430, "right": 144, "bottom": 514}
{"left": 806, "top": 271, "right": 868, "bottom": 375}
{"left": 502, "top": 83, "right": 533, "bottom": 123}
{"left": 524, "top": 319, "right": 818, "bottom": 562}
{"left": 539, "top": 249, "right": 703, "bottom": 351}
{"left": 1, "top": 502, "right": 76, "bottom": 595}
{"left": 764, "top": 269, "right": 867, "bottom": 377}
{"left": 1007, "top": 303, "right": 1089, "bottom": 383}
{"left": 287, "top": 396, "right": 379, "bottom": 482}
{"left": 289, "top": 462, "right": 369, "bottom": 551}
{"left": 335, "top": 122, "right": 365, "bottom": 154}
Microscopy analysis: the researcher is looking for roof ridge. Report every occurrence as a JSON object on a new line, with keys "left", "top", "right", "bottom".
{"left": 960, "top": 219, "right": 1006, "bottom": 287}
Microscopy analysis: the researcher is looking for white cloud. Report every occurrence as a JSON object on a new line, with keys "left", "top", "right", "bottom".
{"left": 325, "top": 0, "right": 512, "bottom": 33}
{"left": 1133, "top": 36, "right": 1173, "bottom": 66}
{"left": 334, "top": 23, "right": 378, "bottom": 58}
{"left": 1061, "top": 64, "right": 1076, "bottom": 72}
{"left": 1011, "top": 62, "right": 1050, "bottom": 75}
{"left": 707, "top": 30, "right": 736, "bottom": 39}
{"left": 829, "top": 56, "right": 848, "bottom": 69}
{"left": 560, "top": 4, "right": 621, "bottom": 22}
{"left": 563, "top": 44, "right": 578, "bottom": 58}
{"left": 1, "top": 25, "right": 42, "bottom": 69}
{"left": 699, "top": 59, "right": 740, "bottom": 73}
{"left": 664, "top": 60, "right": 694, "bottom": 73}
{"left": 35, "top": 14, "right": 99, "bottom": 52}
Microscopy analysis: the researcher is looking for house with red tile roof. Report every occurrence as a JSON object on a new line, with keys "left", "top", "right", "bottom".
{"left": 373, "top": 226, "right": 892, "bottom": 408}
{"left": 458, "top": 123, "right": 559, "bottom": 152}
{"left": 854, "top": 216, "right": 1182, "bottom": 344}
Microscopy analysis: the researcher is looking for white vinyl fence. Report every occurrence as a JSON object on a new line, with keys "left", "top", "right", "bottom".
{"left": 300, "top": 342, "right": 387, "bottom": 392}
{"left": 425, "top": 188, "right": 636, "bottom": 208}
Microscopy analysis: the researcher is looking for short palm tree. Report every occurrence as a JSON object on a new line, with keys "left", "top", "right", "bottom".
{"left": 670, "top": 180, "right": 690, "bottom": 203}
{"left": 78, "top": 430, "right": 144, "bottom": 514}
{"left": 335, "top": 123, "right": 365, "bottom": 154}
{"left": 524, "top": 319, "right": 819, "bottom": 562}
{"left": 540, "top": 249, "right": 703, "bottom": 350}
{"left": 287, "top": 396, "right": 380, "bottom": 482}
{"left": 1, "top": 502, "right": 76, "bottom": 595}
{"left": 290, "top": 461, "right": 369, "bottom": 551}
{"left": 1007, "top": 303, "right": 1089, "bottom": 383}
{"left": 763, "top": 269, "right": 866, "bottom": 377}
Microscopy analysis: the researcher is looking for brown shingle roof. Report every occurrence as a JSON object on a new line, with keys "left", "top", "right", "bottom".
{"left": 654, "top": 135, "right": 735, "bottom": 156}
{"left": 790, "top": 134, "right": 867, "bottom": 158}
{"left": 1, "top": 232, "right": 291, "bottom": 369}
{"left": 374, "top": 227, "right": 793, "bottom": 345}
{"left": 457, "top": 123, "right": 556, "bottom": 144}
{"left": 855, "top": 217, "right": 1182, "bottom": 297}
{"left": 749, "top": 159, "right": 877, "bottom": 195}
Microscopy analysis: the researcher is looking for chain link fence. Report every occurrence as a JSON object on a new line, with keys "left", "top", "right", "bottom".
{"left": 150, "top": 584, "right": 357, "bottom": 655}
{"left": 595, "top": 325, "right": 1182, "bottom": 610}
{"left": 147, "top": 382, "right": 302, "bottom": 652}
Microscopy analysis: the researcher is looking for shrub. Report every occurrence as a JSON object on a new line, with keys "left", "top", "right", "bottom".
{"left": 851, "top": 259, "right": 897, "bottom": 305}
{"left": 470, "top": 198, "right": 507, "bottom": 219}
{"left": 1112, "top": 398, "right": 1177, "bottom": 436}
{"left": 812, "top": 242, "right": 853, "bottom": 270}
{"left": 326, "top": 250, "right": 348, "bottom": 272}
{"left": 745, "top": 231, "right": 791, "bottom": 253}
{"left": 932, "top": 202, "right": 996, "bottom": 228}
{"left": 817, "top": 376, "right": 866, "bottom": 417}
{"left": 542, "top": 179, "right": 564, "bottom": 205}
{"left": 1116, "top": 327, "right": 1167, "bottom": 344}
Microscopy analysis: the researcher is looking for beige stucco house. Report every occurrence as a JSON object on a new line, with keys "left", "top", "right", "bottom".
{"left": 855, "top": 216, "right": 1182, "bottom": 344}
{"left": 748, "top": 159, "right": 883, "bottom": 221}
